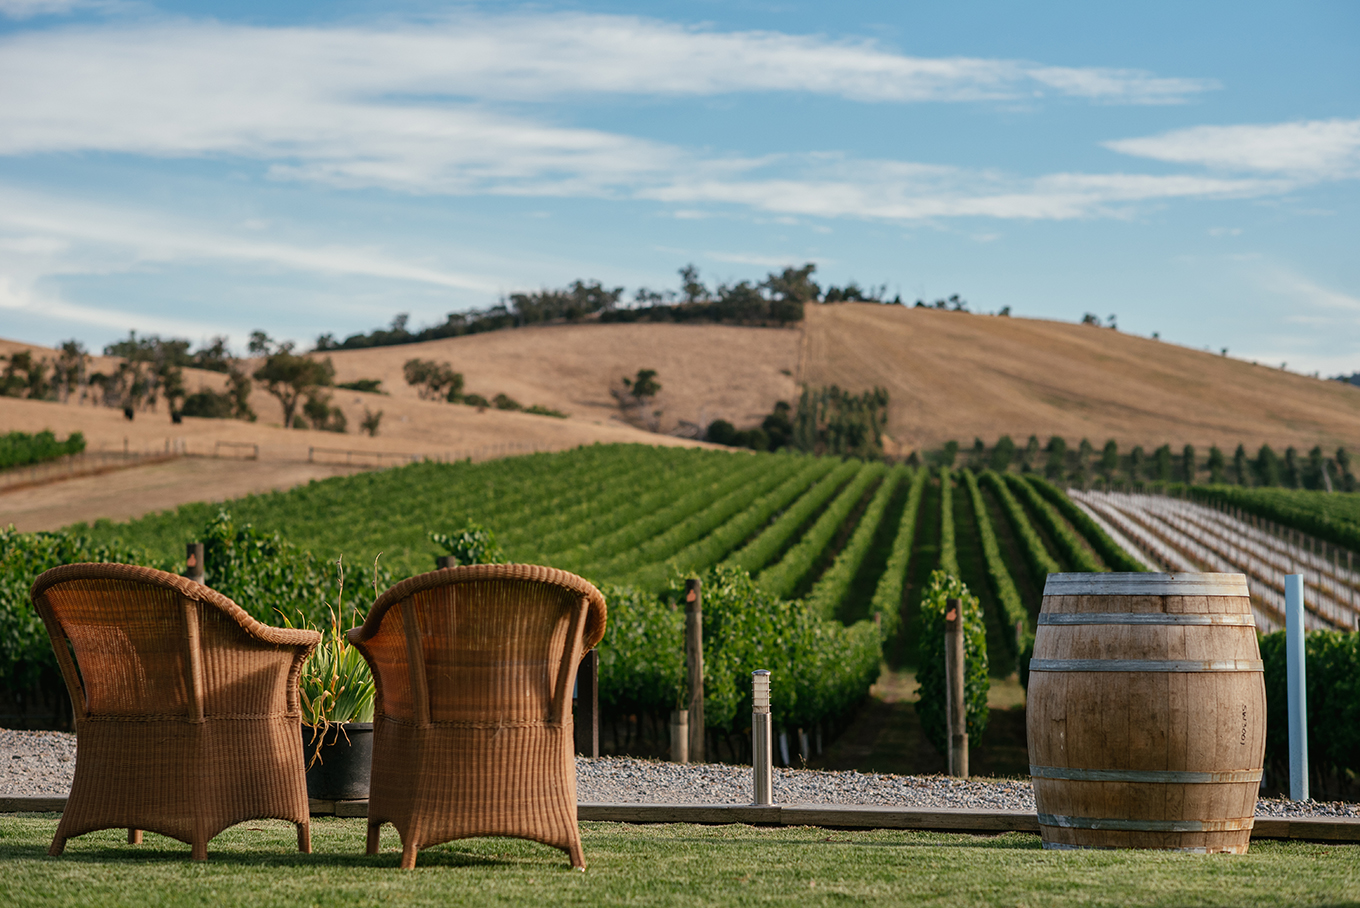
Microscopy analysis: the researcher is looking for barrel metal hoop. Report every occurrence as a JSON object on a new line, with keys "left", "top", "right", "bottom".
{"left": 1037, "top": 813, "right": 1255, "bottom": 833}
{"left": 1043, "top": 573, "right": 1248, "bottom": 597}
{"left": 1038, "top": 613, "right": 1256, "bottom": 627}
{"left": 1028, "top": 659, "right": 1263, "bottom": 673}
{"left": 1030, "top": 765, "right": 1263, "bottom": 784}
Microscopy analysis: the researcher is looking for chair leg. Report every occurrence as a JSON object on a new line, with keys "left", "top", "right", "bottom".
{"left": 191, "top": 838, "right": 208, "bottom": 861}
{"left": 400, "top": 839, "right": 419, "bottom": 870}
{"left": 366, "top": 821, "right": 382, "bottom": 855}
{"left": 567, "top": 839, "right": 586, "bottom": 871}
{"left": 296, "top": 822, "right": 312, "bottom": 854}
{"left": 48, "top": 834, "right": 66, "bottom": 857}
{"left": 128, "top": 828, "right": 142, "bottom": 845}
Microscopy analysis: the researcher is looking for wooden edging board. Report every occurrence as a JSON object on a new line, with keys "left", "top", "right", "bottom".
{"left": 3, "top": 797, "right": 1358, "bottom": 843}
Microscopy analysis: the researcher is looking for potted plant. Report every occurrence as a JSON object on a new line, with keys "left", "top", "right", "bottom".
{"left": 289, "top": 558, "right": 376, "bottom": 801}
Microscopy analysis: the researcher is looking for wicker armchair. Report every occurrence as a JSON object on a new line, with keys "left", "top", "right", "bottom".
{"left": 348, "top": 564, "right": 607, "bottom": 869}
{"left": 31, "top": 563, "right": 322, "bottom": 861}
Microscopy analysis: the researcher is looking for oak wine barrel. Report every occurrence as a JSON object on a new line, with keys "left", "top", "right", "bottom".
{"left": 1027, "top": 572, "right": 1265, "bottom": 853}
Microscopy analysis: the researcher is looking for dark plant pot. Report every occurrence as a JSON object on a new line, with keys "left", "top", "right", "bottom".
{"left": 302, "top": 722, "right": 373, "bottom": 800}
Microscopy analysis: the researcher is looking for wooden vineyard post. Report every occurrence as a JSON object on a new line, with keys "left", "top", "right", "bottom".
{"left": 685, "top": 578, "right": 705, "bottom": 763}
{"left": 575, "top": 649, "right": 599, "bottom": 758}
{"left": 184, "top": 542, "right": 204, "bottom": 586}
{"left": 435, "top": 555, "right": 457, "bottom": 569}
{"left": 944, "top": 597, "right": 968, "bottom": 778}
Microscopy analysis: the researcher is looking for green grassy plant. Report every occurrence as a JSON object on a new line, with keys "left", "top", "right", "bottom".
{"left": 756, "top": 461, "right": 886, "bottom": 599}
{"left": 721, "top": 459, "right": 859, "bottom": 575}
{"left": 1024, "top": 475, "right": 1148, "bottom": 572}
{"left": 915, "top": 569, "right": 989, "bottom": 753}
{"left": 961, "top": 469, "right": 1029, "bottom": 651}
{"left": 1003, "top": 474, "right": 1103, "bottom": 572}
{"left": 3, "top": 817, "right": 1356, "bottom": 908}
{"left": 805, "top": 464, "right": 906, "bottom": 618}
{"left": 0, "top": 429, "right": 85, "bottom": 470}
{"left": 981, "top": 471, "right": 1060, "bottom": 582}
{"left": 1188, "top": 484, "right": 1360, "bottom": 552}
{"left": 867, "top": 466, "right": 927, "bottom": 639}
{"left": 938, "top": 467, "right": 959, "bottom": 575}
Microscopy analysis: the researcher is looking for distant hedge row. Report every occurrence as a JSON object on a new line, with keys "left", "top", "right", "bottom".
{"left": 0, "top": 430, "right": 85, "bottom": 471}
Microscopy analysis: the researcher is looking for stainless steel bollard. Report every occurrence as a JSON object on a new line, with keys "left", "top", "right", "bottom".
{"left": 752, "top": 670, "right": 773, "bottom": 806}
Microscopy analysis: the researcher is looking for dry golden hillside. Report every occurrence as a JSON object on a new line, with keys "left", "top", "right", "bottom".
{"left": 798, "top": 304, "right": 1360, "bottom": 454}
{"left": 6, "top": 303, "right": 1360, "bottom": 466}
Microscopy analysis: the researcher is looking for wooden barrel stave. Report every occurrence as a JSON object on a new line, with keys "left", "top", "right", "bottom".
{"left": 1028, "top": 575, "right": 1266, "bottom": 854}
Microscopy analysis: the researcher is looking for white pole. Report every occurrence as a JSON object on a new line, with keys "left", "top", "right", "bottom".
{"left": 751, "top": 670, "right": 773, "bottom": 806}
{"left": 1285, "top": 574, "right": 1309, "bottom": 801}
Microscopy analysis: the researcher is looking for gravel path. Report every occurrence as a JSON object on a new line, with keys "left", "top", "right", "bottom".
{"left": 4, "top": 730, "right": 1356, "bottom": 819}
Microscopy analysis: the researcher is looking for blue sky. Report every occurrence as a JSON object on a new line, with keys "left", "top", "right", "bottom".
{"left": 1, "top": 1, "right": 1357, "bottom": 374}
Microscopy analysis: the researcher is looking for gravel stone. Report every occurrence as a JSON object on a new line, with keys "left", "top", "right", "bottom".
{"left": 4, "top": 730, "right": 1355, "bottom": 819}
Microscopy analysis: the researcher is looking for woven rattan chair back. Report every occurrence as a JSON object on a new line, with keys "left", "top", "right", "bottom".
{"left": 349, "top": 564, "right": 607, "bottom": 869}
{"left": 31, "top": 563, "right": 321, "bottom": 860}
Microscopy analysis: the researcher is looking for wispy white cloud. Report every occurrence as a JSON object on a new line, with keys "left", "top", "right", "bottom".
{"left": 0, "top": 0, "right": 87, "bottom": 19}
{"left": 0, "top": 186, "right": 500, "bottom": 291}
{"left": 706, "top": 251, "right": 814, "bottom": 268}
{"left": 1105, "top": 118, "right": 1360, "bottom": 178}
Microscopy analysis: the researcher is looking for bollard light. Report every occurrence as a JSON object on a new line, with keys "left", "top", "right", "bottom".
{"left": 752, "top": 670, "right": 773, "bottom": 807}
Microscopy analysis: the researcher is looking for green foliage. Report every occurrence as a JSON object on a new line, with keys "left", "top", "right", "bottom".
{"left": 1187, "top": 485, "right": 1360, "bottom": 553}
{"left": 621, "top": 369, "right": 661, "bottom": 400}
{"left": 402, "top": 358, "right": 463, "bottom": 402}
{"left": 868, "top": 467, "right": 927, "bottom": 639}
{"left": 1003, "top": 475, "right": 1103, "bottom": 572}
{"left": 937, "top": 467, "right": 959, "bottom": 575}
{"left": 0, "top": 527, "right": 155, "bottom": 695}
{"left": 626, "top": 457, "right": 834, "bottom": 591}
{"left": 1260, "top": 630, "right": 1360, "bottom": 789}
{"left": 252, "top": 338, "right": 335, "bottom": 428}
{"left": 596, "top": 566, "right": 881, "bottom": 735}
{"left": 722, "top": 460, "right": 860, "bottom": 575}
{"left": 981, "top": 471, "right": 1060, "bottom": 581}
{"left": 791, "top": 385, "right": 890, "bottom": 459}
{"left": 805, "top": 465, "right": 906, "bottom": 618}
{"left": 914, "top": 570, "right": 989, "bottom": 754}
{"left": 960, "top": 469, "right": 1028, "bottom": 651}
{"left": 200, "top": 512, "right": 392, "bottom": 627}
{"left": 429, "top": 522, "right": 506, "bottom": 566}
{"left": 337, "top": 378, "right": 384, "bottom": 393}
{"left": 756, "top": 462, "right": 886, "bottom": 599}
{"left": 1023, "top": 475, "right": 1147, "bottom": 572}
{"left": 0, "top": 430, "right": 85, "bottom": 470}
{"left": 283, "top": 583, "right": 376, "bottom": 737}
{"left": 989, "top": 435, "right": 1016, "bottom": 472}
{"left": 674, "top": 566, "right": 881, "bottom": 734}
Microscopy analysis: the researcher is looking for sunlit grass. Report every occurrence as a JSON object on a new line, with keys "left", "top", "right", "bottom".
{"left": 2, "top": 814, "right": 1358, "bottom": 907}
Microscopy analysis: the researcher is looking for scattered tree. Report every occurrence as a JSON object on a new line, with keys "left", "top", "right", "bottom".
{"left": 1100, "top": 439, "right": 1119, "bottom": 479}
{"left": 990, "top": 435, "right": 1016, "bottom": 472}
{"left": 1207, "top": 445, "right": 1226, "bottom": 484}
{"left": 1182, "top": 444, "right": 1197, "bottom": 484}
{"left": 403, "top": 358, "right": 464, "bottom": 402}
{"left": 251, "top": 334, "right": 335, "bottom": 429}
{"left": 360, "top": 409, "right": 383, "bottom": 437}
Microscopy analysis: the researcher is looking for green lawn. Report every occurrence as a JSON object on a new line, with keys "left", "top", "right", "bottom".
{"left": 3, "top": 816, "right": 1358, "bottom": 907}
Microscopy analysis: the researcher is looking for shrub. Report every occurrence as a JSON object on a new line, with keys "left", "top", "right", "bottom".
{"left": 914, "top": 570, "right": 989, "bottom": 755}
{"left": 1260, "top": 630, "right": 1360, "bottom": 795}
{"left": 181, "top": 389, "right": 235, "bottom": 419}
{"left": 0, "top": 430, "right": 86, "bottom": 470}
{"left": 596, "top": 566, "right": 882, "bottom": 737}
